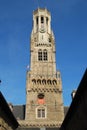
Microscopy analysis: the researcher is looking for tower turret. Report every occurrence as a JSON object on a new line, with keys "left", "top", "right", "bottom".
{"left": 30, "top": 8, "right": 56, "bottom": 77}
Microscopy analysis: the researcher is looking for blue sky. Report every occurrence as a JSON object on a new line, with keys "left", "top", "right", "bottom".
{"left": 0, "top": 0, "right": 87, "bottom": 106}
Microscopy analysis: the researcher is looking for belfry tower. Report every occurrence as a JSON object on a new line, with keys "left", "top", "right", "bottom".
{"left": 25, "top": 8, "right": 64, "bottom": 128}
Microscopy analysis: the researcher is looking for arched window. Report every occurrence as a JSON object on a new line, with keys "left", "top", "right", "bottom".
{"left": 53, "top": 80, "right": 57, "bottom": 85}
{"left": 43, "top": 50, "right": 48, "bottom": 61}
{"left": 42, "top": 79, "right": 46, "bottom": 85}
{"left": 37, "top": 79, "right": 41, "bottom": 84}
{"left": 46, "top": 17, "right": 48, "bottom": 25}
{"left": 38, "top": 49, "right": 42, "bottom": 61}
{"left": 32, "top": 79, "right": 36, "bottom": 84}
{"left": 47, "top": 79, "right": 51, "bottom": 85}
{"left": 36, "top": 16, "right": 38, "bottom": 32}
{"left": 36, "top": 16, "right": 38, "bottom": 25}
{"left": 48, "top": 38, "right": 51, "bottom": 42}
{"left": 41, "top": 16, "right": 44, "bottom": 23}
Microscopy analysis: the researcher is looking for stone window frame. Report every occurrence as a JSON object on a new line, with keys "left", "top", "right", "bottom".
{"left": 36, "top": 106, "right": 47, "bottom": 119}
{"left": 38, "top": 49, "right": 48, "bottom": 61}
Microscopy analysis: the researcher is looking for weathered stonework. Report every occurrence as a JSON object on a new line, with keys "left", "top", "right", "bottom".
{"left": 0, "top": 118, "right": 12, "bottom": 130}
{"left": 24, "top": 8, "right": 64, "bottom": 128}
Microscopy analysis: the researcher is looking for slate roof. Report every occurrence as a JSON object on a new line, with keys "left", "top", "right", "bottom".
{"left": 13, "top": 105, "right": 68, "bottom": 120}
{"left": 13, "top": 105, "right": 68, "bottom": 130}
{"left": 13, "top": 104, "right": 68, "bottom": 130}
{"left": 64, "top": 106, "right": 69, "bottom": 116}
{"left": 0, "top": 92, "right": 19, "bottom": 129}
{"left": 13, "top": 105, "right": 25, "bottom": 120}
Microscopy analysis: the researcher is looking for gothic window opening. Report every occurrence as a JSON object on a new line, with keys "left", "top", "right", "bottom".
{"left": 46, "top": 17, "right": 48, "bottom": 25}
{"left": 37, "top": 79, "right": 41, "bottom": 84}
{"left": 49, "top": 38, "right": 51, "bottom": 42}
{"left": 43, "top": 50, "right": 48, "bottom": 61}
{"left": 47, "top": 79, "right": 51, "bottom": 85}
{"left": 53, "top": 80, "right": 57, "bottom": 85}
{"left": 38, "top": 50, "right": 42, "bottom": 61}
{"left": 42, "top": 79, "right": 46, "bottom": 85}
{"left": 41, "top": 16, "right": 44, "bottom": 23}
{"left": 36, "top": 16, "right": 38, "bottom": 32}
{"left": 32, "top": 79, "right": 36, "bottom": 84}
{"left": 36, "top": 16, "right": 38, "bottom": 25}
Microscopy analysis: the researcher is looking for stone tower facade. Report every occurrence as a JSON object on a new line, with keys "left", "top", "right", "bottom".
{"left": 25, "top": 8, "right": 64, "bottom": 128}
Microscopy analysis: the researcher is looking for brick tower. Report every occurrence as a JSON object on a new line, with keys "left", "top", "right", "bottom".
{"left": 25, "top": 8, "right": 64, "bottom": 128}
